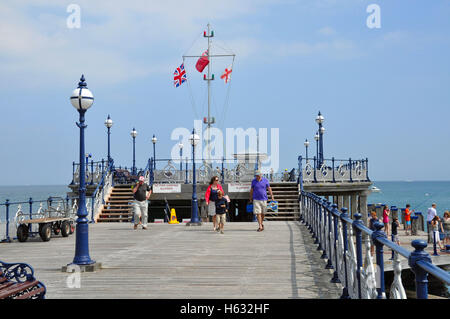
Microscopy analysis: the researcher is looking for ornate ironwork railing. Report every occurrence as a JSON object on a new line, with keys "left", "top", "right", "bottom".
{"left": 298, "top": 156, "right": 369, "bottom": 185}
{"left": 299, "top": 191, "right": 450, "bottom": 299}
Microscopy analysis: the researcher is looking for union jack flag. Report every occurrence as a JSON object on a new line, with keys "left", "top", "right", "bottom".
{"left": 173, "top": 63, "right": 187, "bottom": 87}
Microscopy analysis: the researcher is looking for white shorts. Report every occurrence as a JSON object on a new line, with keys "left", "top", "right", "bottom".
{"left": 253, "top": 200, "right": 267, "bottom": 215}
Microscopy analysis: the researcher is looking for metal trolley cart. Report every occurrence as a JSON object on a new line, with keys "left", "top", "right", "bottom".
{"left": 15, "top": 197, "right": 75, "bottom": 242}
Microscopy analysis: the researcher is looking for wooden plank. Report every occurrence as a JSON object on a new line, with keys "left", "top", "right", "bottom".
{"left": 19, "top": 217, "right": 72, "bottom": 224}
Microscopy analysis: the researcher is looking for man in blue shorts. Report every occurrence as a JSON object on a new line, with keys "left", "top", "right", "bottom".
{"left": 249, "top": 170, "right": 274, "bottom": 232}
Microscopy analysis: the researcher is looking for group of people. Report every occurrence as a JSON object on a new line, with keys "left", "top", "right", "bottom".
{"left": 368, "top": 203, "right": 450, "bottom": 253}
{"left": 131, "top": 171, "right": 275, "bottom": 234}
{"left": 205, "top": 170, "right": 274, "bottom": 233}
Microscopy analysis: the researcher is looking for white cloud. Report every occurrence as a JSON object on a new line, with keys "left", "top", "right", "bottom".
{"left": 317, "top": 26, "right": 336, "bottom": 36}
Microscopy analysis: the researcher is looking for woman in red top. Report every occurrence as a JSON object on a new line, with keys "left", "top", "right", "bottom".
{"left": 205, "top": 176, "right": 224, "bottom": 231}
{"left": 383, "top": 205, "right": 390, "bottom": 236}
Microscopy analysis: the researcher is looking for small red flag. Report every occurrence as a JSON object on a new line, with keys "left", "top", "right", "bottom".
{"left": 195, "top": 50, "right": 209, "bottom": 72}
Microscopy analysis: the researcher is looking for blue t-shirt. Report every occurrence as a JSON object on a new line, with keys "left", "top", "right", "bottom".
{"left": 251, "top": 177, "right": 270, "bottom": 201}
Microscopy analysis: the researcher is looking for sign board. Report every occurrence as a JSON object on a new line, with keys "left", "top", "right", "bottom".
{"left": 228, "top": 183, "right": 251, "bottom": 193}
{"left": 152, "top": 184, "right": 181, "bottom": 193}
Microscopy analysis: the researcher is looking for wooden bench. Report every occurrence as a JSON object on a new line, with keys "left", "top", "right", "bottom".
{"left": 0, "top": 261, "right": 46, "bottom": 299}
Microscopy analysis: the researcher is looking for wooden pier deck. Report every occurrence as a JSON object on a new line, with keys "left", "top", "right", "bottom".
{"left": 0, "top": 221, "right": 342, "bottom": 299}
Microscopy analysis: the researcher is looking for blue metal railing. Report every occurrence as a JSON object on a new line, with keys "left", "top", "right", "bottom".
{"left": 299, "top": 156, "right": 370, "bottom": 184}
{"left": 90, "top": 161, "right": 114, "bottom": 222}
{"left": 299, "top": 191, "right": 450, "bottom": 299}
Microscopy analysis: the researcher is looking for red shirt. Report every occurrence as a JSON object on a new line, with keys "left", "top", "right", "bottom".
{"left": 405, "top": 208, "right": 411, "bottom": 221}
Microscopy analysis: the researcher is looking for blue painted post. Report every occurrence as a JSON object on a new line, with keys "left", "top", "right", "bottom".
{"left": 90, "top": 160, "right": 94, "bottom": 185}
{"left": 313, "top": 198, "right": 318, "bottom": 240}
{"left": 349, "top": 158, "right": 353, "bottom": 183}
{"left": 28, "top": 198, "right": 33, "bottom": 233}
{"left": 353, "top": 213, "right": 363, "bottom": 299}
{"left": 391, "top": 234, "right": 395, "bottom": 260}
{"left": 5, "top": 199, "right": 11, "bottom": 242}
{"left": 408, "top": 240, "right": 432, "bottom": 299}
{"left": 101, "top": 159, "right": 105, "bottom": 175}
{"left": 298, "top": 156, "right": 303, "bottom": 191}
{"left": 90, "top": 194, "right": 95, "bottom": 223}
{"left": 71, "top": 161, "right": 76, "bottom": 185}
{"left": 330, "top": 204, "right": 341, "bottom": 283}
{"left": 320, "top": 199, "right": 328, "bottom": 259}
{"left": 332, "top": 157, "right": 335, "bottom": 183}
{"left": 299, "top": 192, "right": 303, "bottom": 223}
{"left": 187, "top": 129, "right": 201, "bottom": 226}
{"left": 313, "top": 156, "right": 317, "bottom": 183}
{"left": 185, "top": 157, "right": 188, "bottom": 184}
{"left": 372, "top": 221, "right": 387, "bottom": 298}
{"left": 71, "top": 75, "right": 95, "bottom": 266}
{"left": 152, "top": 134, "right": 157, "bottom": 171}
{"left": 325, "top": 201, "right": 334, "bottom": 270}
{"left": 340, "top": 207, "right": 350, "bottom": 299}
{"left": 221, "top": 157, "right": 225, "bottom": 184}
{"left": 317, "top": 199, "right": 323, "bottom": 251}
{"left": 150, "top": 158, "right": 154, "bottom": 185}
{"left": 366, "top": 158, "right": 370, "bottom": 182}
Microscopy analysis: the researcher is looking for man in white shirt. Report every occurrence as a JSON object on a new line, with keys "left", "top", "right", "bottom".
{"left": 427, "top": 203, "right": 437, "bottom": 243}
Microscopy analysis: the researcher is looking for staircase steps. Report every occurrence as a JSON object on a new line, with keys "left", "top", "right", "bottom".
{"left": 97, "top": 184, "right": 135, "bottom": 223}
{"left": 265, "top": 182, "right": 300, "bottom": 221}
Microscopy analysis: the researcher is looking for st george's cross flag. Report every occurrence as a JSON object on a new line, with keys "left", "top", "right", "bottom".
{"left": 220, "top": 66, "right": 232, "bottom": 84}
{"left": 173, "top": 63, "right": 187, "bottom": 87}
{"left": 195, "top": 50, "right": 209, "bottom": 72}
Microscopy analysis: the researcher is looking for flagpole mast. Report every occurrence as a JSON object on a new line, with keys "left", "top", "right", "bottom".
{"left": 206, "top": 23, "right": 212, "bottom": 165}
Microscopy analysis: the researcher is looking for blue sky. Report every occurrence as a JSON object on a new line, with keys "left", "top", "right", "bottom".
{"left": 0, "top": 0, "right": 450, "bottom": 185}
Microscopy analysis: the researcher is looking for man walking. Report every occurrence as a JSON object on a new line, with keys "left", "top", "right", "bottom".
{"left": 132, "top": 176, "right": 152, "bottom": 230}
{"left": 249, "top": 170, "right": 274, "bottom": 232}
{"left": 427, "top": 203, "right": 437, "bottom": 243}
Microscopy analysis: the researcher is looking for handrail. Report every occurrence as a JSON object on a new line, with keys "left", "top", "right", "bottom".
{"left": 300, "top": 190, "right": 450, "bottom": 299}
{"left": 90, "top": 161, "right": 114, "bottom": 222}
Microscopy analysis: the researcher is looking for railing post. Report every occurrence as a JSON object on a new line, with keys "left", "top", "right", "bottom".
{"left": 90, "top": 159, "right": 94, "bottom": 185}
{"left": 353, "top": 213, "right": 363, "bottom": 299}
{"left": 320, "top": 199, "right": 328, "bottom": 259}
{"left": 325, "top": 201, "right": 334, "bottom": 269}
{"left": 408, "top": 240, "right": 432, "bottom": 299}
{"left": 330, "top": 204, "right": 341, "bottom": 283}
{"left": 28, "top": 197, "right": 33, "bottom": 233}
{"left": 5, "top": 199, "right": 11, "bottom": 243}
{"left": 340, "top": 207, "right": 350, "bottom": 299}
{"left": 366, "top": 158, "right": 370, "bottom": 182}
{"left": 332, "top": 157, "right": 335, "bottom": 183}
{"left": 91, "top": 194, "right": 95, "bottom": 223}
{"left": 372, "top": 221, "right": 387, "bottom": 299}
{"left": 313, "top": 197, "right": 318, "bottom": 241}
{"left": 185, "top": 157, "right": 188, "bottom": 184}
{"left": 349, "top": 158, "right": 353, "bottom": 183}
{"left": 299, "top": 191, "right": 304, "bottom": 223}
{"left": 71, "top": 161, "right": 76, "bottom": 185}
{"left": 317, "top": 198, "right": 324, "bottom": 251}
{"left": 313, "top": 156, "right": 317, "bottom": 183}
{"left": 221, "top": 157, "right": 225, "bottom": 184}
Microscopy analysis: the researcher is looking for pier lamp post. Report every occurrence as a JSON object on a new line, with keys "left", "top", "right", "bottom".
{"left": 130, "top": 128, "right": 137, "bottom": 175}
{"left": 314, "top": 132, "right": 319, "bottom": 167}
{"left": 152, "top": 134, "right": 157, "bottom": 170}
{"left": 178, "top": 142, "right": 183, "bottom": 172}
{"left": 187, "top": 129, "right": 201, "bottom": 226}
{"left": 315, "top": 111, "right": 324, "bottom": 166}
{"left": 304, "top": 139, "right": 309, "bottom": 162}
{"left": 68, "top": 74, "right": 96, "bottom": 267}
{"left": 104, "top": 115, "right": 113, "bottom": 165}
